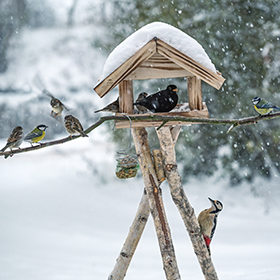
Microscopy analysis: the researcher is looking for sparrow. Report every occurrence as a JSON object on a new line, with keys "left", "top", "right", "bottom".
{"left": 64, "top": 115, "right": 88, "bottom": 137}
{"left": 94, "top": 97, "right": 119, "bottom": 113}
{"left": 24, "top": 124, "right": 48, "bottom": 146}
{"left": 134, "top": 92, "right": 148, "bottom": 113}
{"left": 252, "top": 96, "right": 280, "bottom": 115}
{"left": 43, "top": 89, "right": 68, "bottom": 117}
{"left": 1, "top": 126, "right": 24, "bottom": 152}
{"left": 133, "top": 85, "right": 178, "bottom": 113}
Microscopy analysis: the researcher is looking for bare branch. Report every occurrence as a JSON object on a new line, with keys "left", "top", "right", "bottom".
{"left": 1, "top": 112, "right": 279, "bottom": 158}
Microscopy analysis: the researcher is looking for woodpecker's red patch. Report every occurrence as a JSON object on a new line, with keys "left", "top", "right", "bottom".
{"left": 203, "top": 234, "right": 211, "bottom": 247}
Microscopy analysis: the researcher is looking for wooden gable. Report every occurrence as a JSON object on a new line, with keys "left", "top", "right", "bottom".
{"left": 94, "top": 37, "right": 225, "bottom": 98}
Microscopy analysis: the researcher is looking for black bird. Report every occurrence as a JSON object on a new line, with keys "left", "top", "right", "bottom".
{"left": 133, "top": 85, "right": 178, "bottom": 113}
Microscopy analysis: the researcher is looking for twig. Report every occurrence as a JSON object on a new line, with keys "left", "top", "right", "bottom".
{"left": 1, "top": 112, "right": 279, "bottom": 158}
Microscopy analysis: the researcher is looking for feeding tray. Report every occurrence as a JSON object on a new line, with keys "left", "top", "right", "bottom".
{"left": 114, "top": 102, "right": 209, "bottom": 129}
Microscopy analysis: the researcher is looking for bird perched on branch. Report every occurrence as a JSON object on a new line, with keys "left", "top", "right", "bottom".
{"left": 94, "top": 97, "right": 119, "bottom": 113}
{"left": 24, "top": 124, "right": 48, "bottom": 146}
{"left": 197, "top": 197, "right": 223, "bottom": 255}
{"left": 133, "top": 84, "right": 178, "bottom": 113}
{"left": 43, "top": 89, "right": 68, "bottom": 118}
{"left": 134, "top": 92, "right": 148, "bottom": 114}
{"left": 252, "top": 96, "right": 280, "bottom": 116}
{"left": 1, "top": 126, "right": 24, "bottom": 152}
{"left": 64, "top": 115, "right": 88, "bottom": 137}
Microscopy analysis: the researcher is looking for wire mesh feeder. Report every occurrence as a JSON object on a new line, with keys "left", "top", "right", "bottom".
{"left": 115, "top": 155, "right": 140, "bottom": 179}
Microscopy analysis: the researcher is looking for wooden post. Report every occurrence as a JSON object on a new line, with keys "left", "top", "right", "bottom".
{"left": 187, "top": 76, "right": 202, "bottom": 110}
{"left": 152, "top": 149, "right": 166, "bottom": 183}
{"left": 156, "top": 126, "right": 219, "bottom": 280}
{"left": 119, "top": 80, "right": 134, "bottom": 114}
{"left": 132, "top": 127, "right": 181, "bottom": 280}
{"left": 108, "top": 190, "right": 150, "bottom": 280}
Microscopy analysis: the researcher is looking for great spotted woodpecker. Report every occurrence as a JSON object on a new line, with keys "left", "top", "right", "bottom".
{"left": 197, "top": 197, "right": 223, "bottom": 254}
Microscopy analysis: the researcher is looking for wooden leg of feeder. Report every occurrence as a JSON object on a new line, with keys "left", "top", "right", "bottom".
{"left": 170, "top": 125, "right": 182, "bottom": 144}
{"left": 108, "top": 190, "right": 150, "bottom": 280}
{"left": 156, "top": 126, "right": 219, "bottom": 280}
{"left": 132, "top": 127, "right": 181, "bottom": 280}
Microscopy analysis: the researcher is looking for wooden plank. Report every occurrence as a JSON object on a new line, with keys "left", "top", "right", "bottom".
{"left": 157, "top": 39, "right": 225, "bottom": 90}
{"left": 114, "top": 103, "right": 209, "bottom": 128}
{"left": 119, "top": 80, "right": 134, "bottom": 113}
{"left": 187, "top": 76, "right": 202, "bottom": 110}
{"left": 94, "top": 39, "right": 157, "bottom": 97}
{"left": 126, "top": 53, "right": 192, "bottom": 80}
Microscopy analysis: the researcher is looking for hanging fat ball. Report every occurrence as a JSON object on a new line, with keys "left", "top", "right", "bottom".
{"left": 134, "top": 92, "right": 148, "bottom": 114}
{"left": 94, "top": 97, "right": 119, "bottom": 113}
{"left": 133, "top": 85, "right": 178, "bottom": 113}
{"left": 1, "top": 126, "right": 24, "bottom": 152}
{"left": 24, "top": 124, "right": 48, "bottom": 146}
{"left": 197, "top": 197, "right": 223, "bottom": 255}
{"left": 64, "top": 115, "right": 88, "bottom": 137}
{"left": 252, "top": 96, "right": 280, "bottom": 115}
{"left": 43, "top": 89, "right": 68, "bottom": 117}
{"left": 115, "top": 155, "right": 139, "bottom": 179}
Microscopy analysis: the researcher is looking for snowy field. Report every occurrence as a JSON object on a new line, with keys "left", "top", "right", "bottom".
{"left": 0, "top": 130, "right": 280, "bottom": 280}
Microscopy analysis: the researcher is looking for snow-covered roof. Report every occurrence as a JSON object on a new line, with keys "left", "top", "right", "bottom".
{"left": 96, "top": 22, "right": 217, "bottom": 85}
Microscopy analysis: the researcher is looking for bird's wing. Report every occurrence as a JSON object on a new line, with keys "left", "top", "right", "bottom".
{"left": 42, "top": 89, "right": 55, "bottom": 99}
{"left": 24, "top": 130, "right": 42, "bottom": 140}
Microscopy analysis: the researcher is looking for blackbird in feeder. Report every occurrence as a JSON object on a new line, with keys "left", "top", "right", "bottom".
{"left": 133, "top": 85, "right": 178, "bottom": 113}
{"left": 94, "top": 97, "right": 119, "bottom": 113}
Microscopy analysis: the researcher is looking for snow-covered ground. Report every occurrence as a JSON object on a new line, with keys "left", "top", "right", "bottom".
{"left": 0, "top": 131, "right": 279, "bottom": 280}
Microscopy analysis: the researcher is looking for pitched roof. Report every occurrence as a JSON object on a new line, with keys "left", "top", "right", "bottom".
{"left": 94, "top": 22, "right": 225, "bottom": 97}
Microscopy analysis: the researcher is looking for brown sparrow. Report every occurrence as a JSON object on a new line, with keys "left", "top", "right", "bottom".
{"left": 64, "top": 115, "right": 88, "bottom": 137}
{"left": 1, "top": 126, "right": 24, "bottom": 152}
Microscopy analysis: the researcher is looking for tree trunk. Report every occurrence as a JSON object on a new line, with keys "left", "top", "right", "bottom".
{"left": 156, "top": 126, "right": 219, "bottom": 280}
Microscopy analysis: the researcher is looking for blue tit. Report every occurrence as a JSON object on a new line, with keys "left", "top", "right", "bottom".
{"left": 24, "top": 124, "right": 48, "bottom": 146}
{"left": 252, "top": 96, "right": 280, "bottom": 115}
{"left": 1, "top": 126, "right": 24, "bottom": 152}
{"left": 43, "top": 89, "right": 68, "bottom": 117}
{"left": 64, "top": 115, "right": 88, "bottom": 137}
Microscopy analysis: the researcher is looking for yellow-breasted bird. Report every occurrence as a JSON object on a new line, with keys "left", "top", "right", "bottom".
{"left": 252, "top": 96, "right": 280, "bottom": 115}
{"left": 64, "top": 115, "right": 88, "bottom": 137}
{"left": 197, "top": 197, "right": 223, "bottom": 255}
{"left": 24, "top": 124, "right": 48, "bottom": 146}
{"left": 94, "top": 97, "right": 119, "bottom": 113}
{"left": 1, "top": 126, "right": 24, "bottom": 152}
{"left": 43, "top": 89, "right": 68, "bottom": 117}
{"left": 133, "top": 85, "right": 178, "bottom": 113}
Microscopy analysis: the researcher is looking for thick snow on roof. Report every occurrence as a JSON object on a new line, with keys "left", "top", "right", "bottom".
{"left": 96, "top": 22, "right": 217, "bottom": 85}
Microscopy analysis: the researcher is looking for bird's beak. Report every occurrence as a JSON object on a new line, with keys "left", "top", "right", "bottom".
{"left": 208, "top": 197, "right": 215, "bottom": 203}
{"left": 173, "top": 89, "right": 178, "bottom": 92}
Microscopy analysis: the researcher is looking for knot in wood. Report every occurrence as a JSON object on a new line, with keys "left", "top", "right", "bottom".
{"left": 165, "top": 163, "right": 177, "bottom": 172}
{"left": 120, "top": 251, "right": 129, "bottom": 258}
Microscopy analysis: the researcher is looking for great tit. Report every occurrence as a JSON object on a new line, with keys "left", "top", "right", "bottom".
{"left": 24, "top": 124, "right": 48, "bottom": 146}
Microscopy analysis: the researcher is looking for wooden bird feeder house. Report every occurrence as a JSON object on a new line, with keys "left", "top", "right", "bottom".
{"left": 94, "top": 23, "right": 225, "bottom": 129}
{"left": 93, "top": 22, "right": 225, "bottom": 280}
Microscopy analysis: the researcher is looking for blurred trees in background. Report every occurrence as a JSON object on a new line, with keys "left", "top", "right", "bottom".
{"left": 100, "top": 0, "right": 280, "bottom": 185}
{"left": 1, "top": 0, "right": 280, "bottom": 185}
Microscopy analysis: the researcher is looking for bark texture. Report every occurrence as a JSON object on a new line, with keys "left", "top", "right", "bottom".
{"left": 157, "top": 126, "right": 219, "bottom": 280}
{"left": 132, "top": 127, "right": 181, "bottom": 280}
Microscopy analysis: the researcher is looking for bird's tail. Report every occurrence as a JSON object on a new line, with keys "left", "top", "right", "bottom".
{"left": 81, "top": 131, "right": 89, "bottom": 137}
{"left": 274, "top": 107, "right": 280, "bottom": 111}
{"left": 94, "top": 108, "right": 105, "bottom": 113}
{"left": 0, "top": 145, "right": 8, "bottom": 152}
